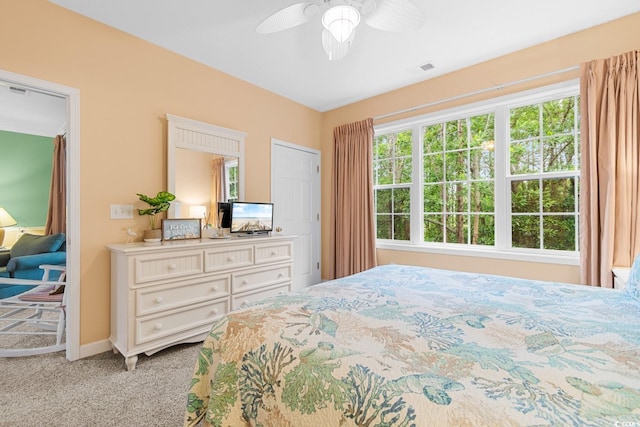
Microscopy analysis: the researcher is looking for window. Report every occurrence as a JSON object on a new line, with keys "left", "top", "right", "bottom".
{"left": 225, "top": 159, "right": 239, "bottom": 202}
{"left": 374, "top": 130, "right": 412, "bottom": 240}
{"left": 373, "top": 82, "right": 580, "bottom": 259}
{"left": 422, "top": 114, "right": 495, "bottom": 245}
{"left": 509, "top": 96, "right": 580, "bottom": 251}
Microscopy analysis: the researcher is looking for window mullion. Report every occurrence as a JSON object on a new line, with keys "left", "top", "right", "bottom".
{"left": 494, "top": 106, "right": 508, "bottom": 250}
{"left": 414, "top": 124, "right": 424, "bottom": 243}
{"left": 574, "top": 96, "right": 580, "bottom": 252}
{"left": 538, "top": 105, "right": 544, "bottom": 250}
{"left": 466, "top": 118, "right": 471, "bottom": 245}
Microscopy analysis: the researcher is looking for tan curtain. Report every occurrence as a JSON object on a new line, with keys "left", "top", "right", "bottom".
{"left": 330, "top": 118, "right": 377, "bottom": 279}
{"left": 209, "top": 157, "right": 225, "bottom": 228}
{"left": 44, "top": 134, "right": 66, "bottom": 235}
{"left": 580, "top": 50, "right": 640, "bottom": 287}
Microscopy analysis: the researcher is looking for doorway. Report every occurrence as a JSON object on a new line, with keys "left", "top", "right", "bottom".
{"left": 271, "top": 139, "right": 321, "bottom": 288}
{"left": 0, "top": 69, "right": 80, "bottom": 360}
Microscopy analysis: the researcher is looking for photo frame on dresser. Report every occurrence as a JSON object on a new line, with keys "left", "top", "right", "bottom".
{"left": 161, "top": 218, "right": 201, "bottom": 241}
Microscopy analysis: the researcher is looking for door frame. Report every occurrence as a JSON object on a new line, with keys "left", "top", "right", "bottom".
{"left": 0, "top": 69, "right": 81, "bottom": 361}
{"left": 270, "top": 138, "right": 321, "bottom": 286}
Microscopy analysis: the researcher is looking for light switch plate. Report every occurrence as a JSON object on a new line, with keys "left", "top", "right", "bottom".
{"left": 110, "top": 204, "right": 134, "bottom": 219}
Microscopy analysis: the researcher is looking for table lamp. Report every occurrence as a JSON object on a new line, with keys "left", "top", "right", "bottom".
{"left": 189, "top": 205, "right": 208, "bottom": 227}
{"left": 0, "top": 207, "right": 17, "bottom": 247}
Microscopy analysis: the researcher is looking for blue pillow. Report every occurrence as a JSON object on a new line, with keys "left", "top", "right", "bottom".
{"left": 10, "top": 233, "right": 66, "bottom": 258}
{"left": 626, "top": 253, "right": 640, "bottom": 301}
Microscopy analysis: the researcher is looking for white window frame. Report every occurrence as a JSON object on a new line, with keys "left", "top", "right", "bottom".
{"left": 373, "top": 130, "right": 414, "bottom": 241}
{"left": 225, "top": 158, "right": 238, "bottom": 202}
{"left": 374, "top": 80, "right": 580, "bottom": 265}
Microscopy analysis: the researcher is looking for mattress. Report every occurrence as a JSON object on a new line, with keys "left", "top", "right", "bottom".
{"left": 184, "top": 264, "right": 640, "bottom": 426}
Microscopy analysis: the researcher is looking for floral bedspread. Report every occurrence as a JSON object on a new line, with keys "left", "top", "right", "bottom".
{"left": 184, "top": 264, "right": 640, "bottom": 426}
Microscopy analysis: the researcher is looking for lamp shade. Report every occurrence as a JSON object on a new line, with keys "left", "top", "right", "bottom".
{"left": 0, "top": 207, "right": 17, "bottom": 227}
{"left": 322, "top": 5, "right": 360, "bottom": 42}
{"left": 189, "top": 205, "right": 207, "bottom": 219}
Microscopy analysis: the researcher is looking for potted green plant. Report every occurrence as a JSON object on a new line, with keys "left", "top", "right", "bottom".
{"left": 137, "top": 191, "right": 175, "bottom": 242}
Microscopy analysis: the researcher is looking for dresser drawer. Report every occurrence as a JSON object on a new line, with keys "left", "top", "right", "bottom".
{"left": 232, "top": 283, "right": 290, "bottom": 310}
{"left": 135, "top": 298, "right": 229, "bottom": 345}
{"left": 134, "top": 250, "right": 203, "bottom": 285}
{"left": 232, "top": 264, "right": 291, "bottom": 294}
{"left": 136, "top": 275, "right": 230, "bottom": 316}
{"left": 254, "top": 241, "right": 292, "bottom": 265}
{"left": 204, "top": 245, "right": 253, "bottom": 272}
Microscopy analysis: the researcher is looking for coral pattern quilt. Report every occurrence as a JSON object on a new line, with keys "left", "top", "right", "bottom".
{"left": 185, "top": 264, "right": 640, "bottom": 426}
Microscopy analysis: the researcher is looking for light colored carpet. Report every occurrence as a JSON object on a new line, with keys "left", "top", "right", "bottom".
{"left": 0, "top": 342, "right": 202, "bottom": 427}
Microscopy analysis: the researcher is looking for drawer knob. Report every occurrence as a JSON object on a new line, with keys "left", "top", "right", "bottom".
{"left": 211, "top": 309, "right": 218, "bottom": 315}
{"left": 271, "top": 251, "right": 277, "bottom": 257}
{"left": 277, "top": 273, "right": 284, "bottom": 278}
{"left": 227, "top": 256, "right": 234, "bottom": 262}
{"left": 168, "top": 263, "right": 177, "bottom": 270}
{"left": 155, "top": 296, "right": 163, "bottom": 304}
{"left": 242, "top": 279, "right": 249, "bottom": 285}
{"left": 154, "top": 323, "right": 163, "bottom": 330}
{"left": 211, "top": 286, "right": 218, "bottom": 292}
{"left": 240, "top": 301, "right": 248, "bottom": 307}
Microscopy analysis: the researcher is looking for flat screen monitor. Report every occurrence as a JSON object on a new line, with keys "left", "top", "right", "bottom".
{"left": 217, "top": 202, "right": 231, "bottom": 229}
{"left": 230, "top": 202, "right": 273, "bottom": 235}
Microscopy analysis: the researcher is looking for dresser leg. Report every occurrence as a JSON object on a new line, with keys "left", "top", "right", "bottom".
{"left": 125, "top": 355, "right": 138, "bottom": 371}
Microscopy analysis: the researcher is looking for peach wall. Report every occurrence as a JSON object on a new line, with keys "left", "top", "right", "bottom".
{"left": 321, "top": 12, "right": 640, "bottom": 284}
{"left": 1, "top": 1, "right": 322, "bottom": 346}
{"left": 376, "top": 249, "right": 579, "bottom": 284}
{"left": 174, "top": 150, "right": 216, "bottom": 218}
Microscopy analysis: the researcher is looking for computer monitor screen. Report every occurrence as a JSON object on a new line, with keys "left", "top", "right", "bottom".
{"left": 230, "top": 202, "right": 273, "bottom": 234}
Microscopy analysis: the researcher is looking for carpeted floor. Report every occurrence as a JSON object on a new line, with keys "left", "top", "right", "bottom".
{"left": 0, "top": 342, "right": 201, "bottom": 427}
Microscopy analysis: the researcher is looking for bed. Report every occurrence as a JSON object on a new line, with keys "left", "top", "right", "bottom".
{"left": 184, "top": 264, "right": 640, "bottom": 426}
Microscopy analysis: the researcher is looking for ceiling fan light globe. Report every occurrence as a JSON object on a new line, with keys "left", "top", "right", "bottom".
{"left": 322, "top": 28, "right": 354, "bottom": 61}
{"left": 322, "top": 5, "right": 360, "bottom": 42}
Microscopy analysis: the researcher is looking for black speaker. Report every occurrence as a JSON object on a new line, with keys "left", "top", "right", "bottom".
{"left": 218, "top": 202, "right": 231, "bottom": 228}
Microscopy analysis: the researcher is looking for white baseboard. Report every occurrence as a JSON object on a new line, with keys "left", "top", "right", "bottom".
{"left": 79, "top": 339, "right": 112, "bottom": 358}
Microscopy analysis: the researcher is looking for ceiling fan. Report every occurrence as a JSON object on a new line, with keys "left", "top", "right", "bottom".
{"left": 256, "top": 0, "right": 425, "bottom": 61}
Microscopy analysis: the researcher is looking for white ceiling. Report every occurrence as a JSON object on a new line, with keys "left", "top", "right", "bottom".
{"left": 36, "top": 1, "right": 640, "bottom": 113}
{"left": 0, "top": 82, "right": 66, "bottom": 137}
{"left": 4, "top": 0, "right": 638, "bottom": 134}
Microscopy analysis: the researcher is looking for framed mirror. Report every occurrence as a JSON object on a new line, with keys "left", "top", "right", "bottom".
{"left": 166, "top": 114, "right": 245, "bottom": 227}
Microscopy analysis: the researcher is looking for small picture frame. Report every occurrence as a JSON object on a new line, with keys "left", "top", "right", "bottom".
{"left": 161, "top": 218, "right": 202, "bottom": 241}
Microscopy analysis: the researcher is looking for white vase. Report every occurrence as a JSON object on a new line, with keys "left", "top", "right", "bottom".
{"left": 143, "top": 229, "right": 161, "bottom": 243}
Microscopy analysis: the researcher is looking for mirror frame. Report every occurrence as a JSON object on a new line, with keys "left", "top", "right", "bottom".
{"left": 166, "top": 114, "right": 246, "bottom": 218}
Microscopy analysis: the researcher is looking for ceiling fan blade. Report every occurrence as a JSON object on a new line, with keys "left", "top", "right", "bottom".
{"left": 365, "top": 0, "right": 425, "bottom": 32}
{"left": 322, "top": 29, "right": 355, "bottom": 61}
{"left": 256, "top": 2, "right": 319, "bottom": 34}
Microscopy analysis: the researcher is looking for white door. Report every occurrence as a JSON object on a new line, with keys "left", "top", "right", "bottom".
{"left": 271, "top": 139, "right": 321, "bottom": 289}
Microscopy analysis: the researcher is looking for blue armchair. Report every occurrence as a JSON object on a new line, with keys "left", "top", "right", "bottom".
{"left": 0, "top": 233, "right": 66, "bottom": 299}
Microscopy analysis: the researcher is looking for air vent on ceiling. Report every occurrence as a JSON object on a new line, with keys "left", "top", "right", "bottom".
{"left": 405, "top": 61, "right": 436, "bottom": 76}
{"left": 420, "top": 62, "right": 435, "bottom": 72}
{"left": 9, "top": 86, "right": 27, "bottom": 95}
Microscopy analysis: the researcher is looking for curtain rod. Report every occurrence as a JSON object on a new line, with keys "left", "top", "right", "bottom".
{"left": 373, "top": 65, "right": 580, "bottom": 122}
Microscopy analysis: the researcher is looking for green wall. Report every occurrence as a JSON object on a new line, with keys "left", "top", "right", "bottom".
{"left": 0, "top": 130, "right": 53, "bottom": 227}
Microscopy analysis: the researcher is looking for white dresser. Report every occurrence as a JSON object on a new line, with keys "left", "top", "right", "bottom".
{"left": 107, "top": 235, "right": 294, "bottom": 370}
